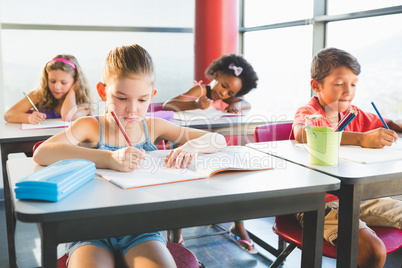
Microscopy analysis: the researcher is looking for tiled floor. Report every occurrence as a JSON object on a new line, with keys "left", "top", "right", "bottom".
{"left": 1, "top": 201, "right": 401, "bottom": 267}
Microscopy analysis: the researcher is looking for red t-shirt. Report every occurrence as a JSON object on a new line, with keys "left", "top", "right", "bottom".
{"left": 293, "top": 96, "right": 387, "bottom": 132}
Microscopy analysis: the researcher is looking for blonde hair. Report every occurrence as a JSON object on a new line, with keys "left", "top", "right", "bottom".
{"left": 37, "top": 54, "right": 92, "bottom": 110}
{"left": 102, "top": 44, "right": 155, "bottom": 85}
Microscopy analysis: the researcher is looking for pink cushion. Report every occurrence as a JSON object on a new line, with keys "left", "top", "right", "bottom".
{"left": 273, "top": 214, "right": 402, "bottom": 259}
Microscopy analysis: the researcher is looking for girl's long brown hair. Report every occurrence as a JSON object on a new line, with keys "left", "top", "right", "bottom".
{"left": 37, "top": 54, "right": 92, "bottom": 110}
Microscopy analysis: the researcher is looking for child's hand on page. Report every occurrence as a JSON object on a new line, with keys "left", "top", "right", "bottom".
{"left": 224, "top": 103, "right": 240, "bottom": 114}
{"left": 360, "top": 128, "right": 398, "bottom": 148}
{"left": 165, "top": 149, "right": 196, "bottom": 169}
{"left": 196, "top": 96, "right": 211, "bottom": 110}
{"left": 29, "top": 112, "right": 46, "bottom": 124}
{"left": 110, "top": 147, "right": 145, "bottom": 172}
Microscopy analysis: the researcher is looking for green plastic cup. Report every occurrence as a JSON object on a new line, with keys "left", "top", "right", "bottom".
{"left": 305, "top": 126, "right": 342, "bottom": 166}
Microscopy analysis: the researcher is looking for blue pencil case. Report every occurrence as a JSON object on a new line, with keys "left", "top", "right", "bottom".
{"left": 15, "top": 159, "right": 95, "bottom": 202}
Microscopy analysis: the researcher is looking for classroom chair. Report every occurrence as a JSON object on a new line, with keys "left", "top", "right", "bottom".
{"left": 253, "top": 122, "right": 402, "bottom": 267}
{"left": 147, "top": 102, "right": 164, "bottom": 112}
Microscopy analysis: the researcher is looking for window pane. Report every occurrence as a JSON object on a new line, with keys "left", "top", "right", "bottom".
{"left": 1, "top": 30, "right": 194, "bottom": 114}
{"left": 327, "top": 0, "right": 402, "bottom": 15}
{"left": 244, "top": 0, "right": 313, "bottom": 27}
{"left": 243, "top": 26, "right": 313, "bottom": 120}
{"left": 1, "top": 0, "right": 194, "bottom": 27}
{"left": 327, "top": 14, "right": 402, "bottom": 118}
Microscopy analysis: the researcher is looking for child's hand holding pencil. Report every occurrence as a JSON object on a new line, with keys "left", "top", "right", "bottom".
{"left": 195, "top": 95, "right": 212, "bottom": 110}
{"left": 23, "top": 92, "right": 46, "bottom": 124}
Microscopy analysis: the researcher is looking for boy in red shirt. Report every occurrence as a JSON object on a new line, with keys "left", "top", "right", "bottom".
{"left": 293, "top": 47, "right": 402, "bottom": 268}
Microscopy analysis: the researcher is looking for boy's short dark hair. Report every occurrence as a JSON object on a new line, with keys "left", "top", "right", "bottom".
{"left": 311, "top": 47, "right": 361, "bottom": 83}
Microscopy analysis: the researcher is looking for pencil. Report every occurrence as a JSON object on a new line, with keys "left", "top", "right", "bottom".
{"left": 371, "top": 101, "right": 389, "bottom": 129}
{"left": 333, "top": 109, "right": 358, "bottom": 132}
{"left": 181, "top": 94, "right": 199, "bottom": 99}
{"left": 333, "top": 110, "right": 350, "bottom": 132}
{"left": 338, "top": 110, "right": 358, "bottom": 131}
{"left": 110, "top": 111, "right": 133, "bottom": 147}
{"left": 23, "top": 92, "right": 39, "bottom": 112}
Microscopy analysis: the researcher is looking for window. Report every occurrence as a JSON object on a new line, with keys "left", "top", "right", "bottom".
{"left": 0, "top": 0, "right": 194, "bottom": 114}
{"left": 1, "top": 0, "right": 194, "bottom": 27}
{"left": 327, "top": 13, "right": 402, "bottom": 118}
{"left": 243, "top": 26, "right": 312, "bottom": 120}
{"left": 1, "top": 30, "right": 193, "bottom": 113}
{"left": 244, "top": 0, "right": 313, "bottom": 27}
{"left": 242, "top": 0, "right": 402, "bottom": 120}
{"left": 327, "top": 0, "right": 402, "bottom": 15}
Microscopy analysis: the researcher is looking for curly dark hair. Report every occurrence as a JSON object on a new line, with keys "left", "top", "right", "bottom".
{"left": 205, "top": 54, "right": 258, "bottom": 97}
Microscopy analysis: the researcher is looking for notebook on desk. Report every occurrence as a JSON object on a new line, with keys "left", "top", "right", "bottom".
{"left": 294, "top": 143, "right": 402, "bottom": 164}
{"left": 338, "top": 144, "right": 402, "bottom": 164}
{"left": 173, "top": 106, "right": 243, "bottom": 121}
{"left": 21, "top": 119, "right": 71, "bottom": 130}
{"left": 96, "top": 146, "right": 273, "bottom": 189}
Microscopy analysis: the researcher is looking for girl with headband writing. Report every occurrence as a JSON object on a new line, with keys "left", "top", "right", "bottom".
{"left": 4, "top": 54, "right": 92, "bottom": 124}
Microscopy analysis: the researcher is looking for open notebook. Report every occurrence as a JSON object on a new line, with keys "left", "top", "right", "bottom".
{"left": 21, "top": 119, "right": 71, "bottom": 130}
{"left": 96, "top": 146, "right": 273, "bottom": 189}
{"left": 173, "top": 106, "right": 243, "bottom": 121}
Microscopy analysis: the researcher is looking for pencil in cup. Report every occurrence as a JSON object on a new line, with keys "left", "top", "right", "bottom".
{"left": 338, "top": 110, "right": 358, "bottom": 132}
{"left": 23, "top": 92, "right": 39, "bottom": 112}
{"left": 110, "top": 111, "right": 133, "bottom": 147}
{"left": 371, "top": 101, "right": 389, "bottom": 129}
{"left": 332, "top": 110, "right": 350, "bottom": 132}
{"left": 333, "top": 109, "right": 358, "bottom": 132}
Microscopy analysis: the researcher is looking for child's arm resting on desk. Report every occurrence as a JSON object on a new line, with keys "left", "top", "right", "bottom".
{"left": 4, "top": 91, "right": 46, "bottom": 124}
{"left": 341, "top": 128, "right": 398, "bottom": 148}
{"left": 60, "top": 89, "right": 91, "bottom": 121}
{"left": 388, "top": 119, "right": 402, "bottom": 132}
{"left": 163, "top": 84, "right": 210, "bottom": 111}
{"left": 223, "top": 97, "right": 250, "bottom": 113}
{"left": 341, "top": 119, "right": 401, "bottom": 148}
{"left": 33, "top": 117, "right": 145, "bottom": 172}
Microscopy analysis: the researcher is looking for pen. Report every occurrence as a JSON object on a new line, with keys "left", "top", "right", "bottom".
{"left": 23, "top": 92, "right": 39, "bottom": 112}
{"left": 371, "top": 101, "right": 389, "bottom": 129}
{"left": 110, "top": 111, "right": 133, "bottom": 147}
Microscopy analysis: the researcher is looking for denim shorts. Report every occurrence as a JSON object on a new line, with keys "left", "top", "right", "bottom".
{"left": 65, "top": 232, "right": 166, "bottom": 264}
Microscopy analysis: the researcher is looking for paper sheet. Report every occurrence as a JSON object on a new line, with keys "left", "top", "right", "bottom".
{"left": 20, "top": 119, "right": 71, "bottom": 130}
{"left": 295, "top": 143, "right": 402, "bottom": 164}
{"left": 173, "top": 106, "right": 242, "bottom": 121}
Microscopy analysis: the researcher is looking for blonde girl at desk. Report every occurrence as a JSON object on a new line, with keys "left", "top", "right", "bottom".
{"left": 163, "top": 53, "right": 258, "bottom": 114}
{"left": 163, "top": 53, "right": 259, "bottom": 254}
{"left": 33, "top": 44, "right": 227, "bottom": 268}
{"left": 4, "top": 54, "right": 92, "bottom": 124}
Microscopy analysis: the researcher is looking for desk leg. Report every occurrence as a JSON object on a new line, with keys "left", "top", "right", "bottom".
{"left": 301, "top": 198, "right": 325, "bottom": 268}
{"left": 38, "top": 223, "right": 58, "bottom": 268}
{"left": 1, "top": 144, "right": 17, "bottom": 268}
{"left": 336, "top": 184, "right": 361, "bottom": 268}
